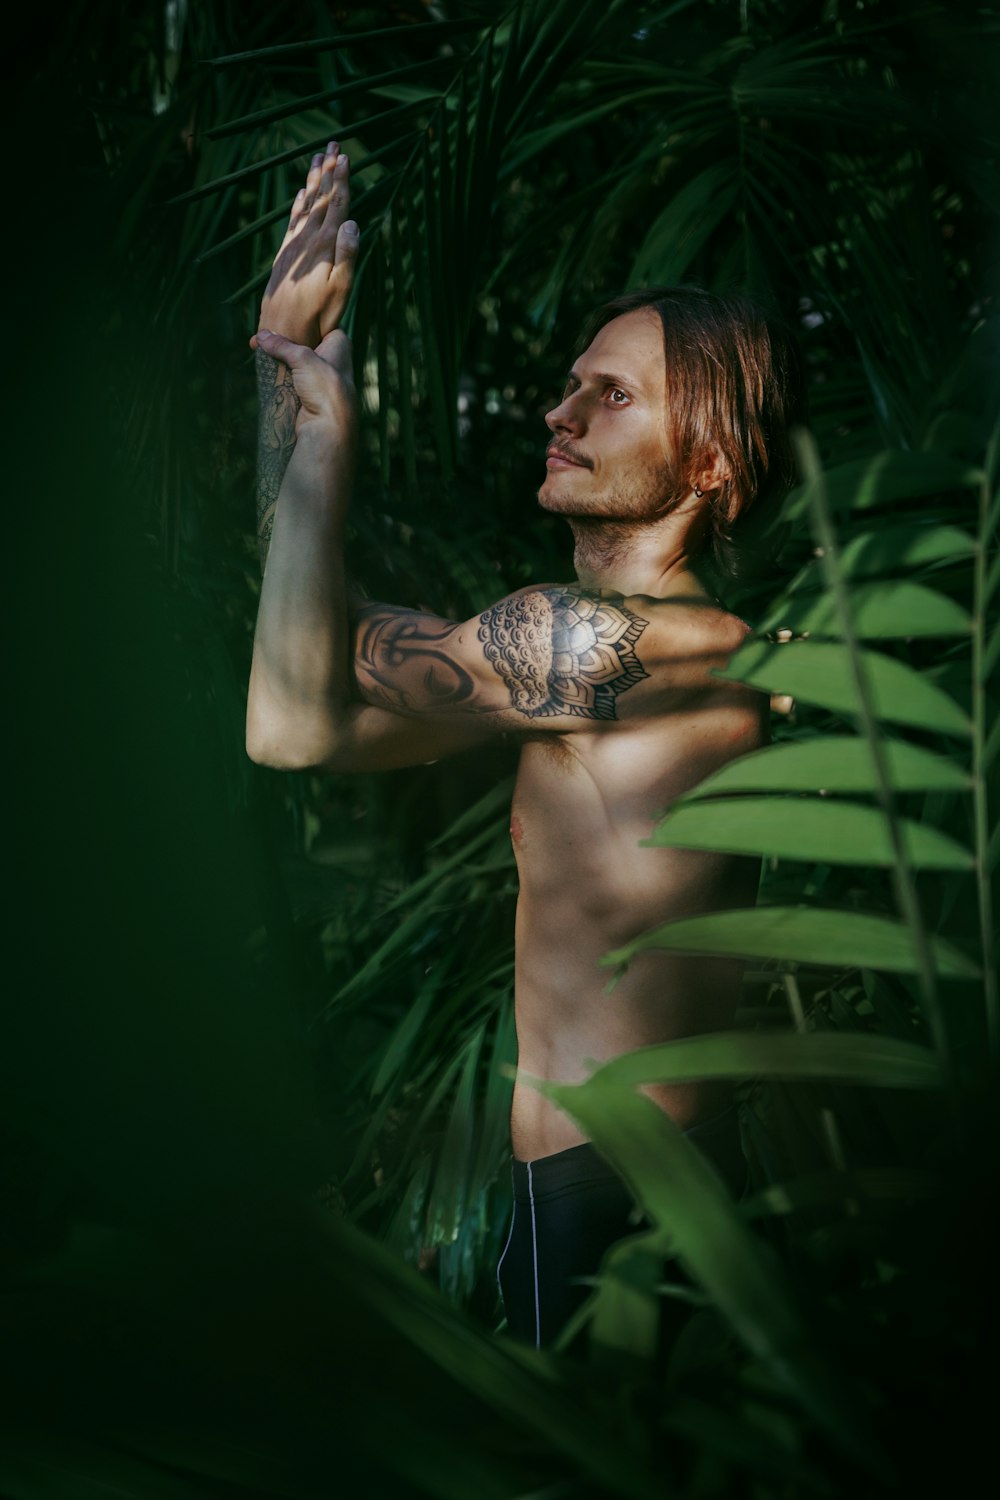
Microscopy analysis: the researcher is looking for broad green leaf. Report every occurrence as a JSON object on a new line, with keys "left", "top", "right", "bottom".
{"left": 716, "top": 639, "right": 973, "bottom": 736}
{"left": 758, "top": 580, "right": 972, "bottom": 639}
{"left": 316, "top": 1217, "right": 667, "bottom": 1500}
{"left": 743, "top": 1167, "right": 939, "bottom": 1219}
{"left": 605, "top": 906, "right": 980, "bottom": 979}
{"left": 838, "top": 523, "right": 974, "bottom": 579}
{"left": 645, "top": 797, "right": 973, "bottom": 869}
{"left": 582, "top": 1227, "right": 665, "bottom": 1361}
{"left": 558, "top": 1030, "right": 944, "bottom": 1091}
{"left": 985, "top": 715, "right": 1000, "bottom": 770}
{"left": 984, "top": 619, "right": 1000, "bottom": 682}
{"left": 680, "top": 737, "right": 970, "bottom": 797}
{"left": 986, "top": 546, "right": 1000, "bottom": 607}
{"left": 533, "top": 1077, "right": 887, "bottom": 1471}
{"left": 783, "top": 451, "right": 982, "bottom": 519}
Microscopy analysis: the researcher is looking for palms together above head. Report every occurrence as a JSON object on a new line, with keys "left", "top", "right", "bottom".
{"left": 258, "top": 141, "right": 359, "bottom": 348}
{"left": 252, "top": 327, "right": 356, "bottom": 429}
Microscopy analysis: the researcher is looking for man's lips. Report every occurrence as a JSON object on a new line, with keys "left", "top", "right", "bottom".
{"left": 545, "top": 446, "right": 591, "bottom": 470}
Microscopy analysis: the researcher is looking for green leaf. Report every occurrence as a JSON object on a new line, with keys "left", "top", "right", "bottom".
{"left": 532, "top": 1078, "right": 889, "bottom": 1473}
{"left": 628, "top": 162, "right": 738, "bottom": 285}
{"left": 837, "top": 523, "right": 975, "bottom": 578}
{"left": 758, "top": 580, "right": 973, "bottom": 640}
{"left": 645, "top": 796, "right": 973, "bottom": 870}
{"left": 425, "top": 1028, "right": 484, "bottom": 1245}
{"left": 317, "top": 1218, "right": 667, "bottom": 1500}
{"left": 207, "top": 18, "right": 487, "bottom": 69}
{"left": 605, "top": 906, "right": 980, "bottom": 979}
{"left": 680, "top": 737, "right": 970, "bottom": 797}
{"left": 204, "top": 80, "right": 443, "bottom": 140}
{"left": 744, "top": 1167, "right": 939, "bottom": 1219}
{"left": 560, "top": 1030, "right": 944, "bottom": 1091}
{"left": 716, "top": 639, "right": 972, "bottom": 736}
{"left": 470, "top": 1000, "right": 517, "bottom": 1190}
{"left": 783, "top": 451, "right": 983, "bottom": 520}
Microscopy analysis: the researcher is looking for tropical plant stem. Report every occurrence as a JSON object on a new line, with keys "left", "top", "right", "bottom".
{"left": 972, "top": 428, "right": 998, "bottom": 1073}
{"left": 795, "top": 431, "right": 952, "bottom": 1090}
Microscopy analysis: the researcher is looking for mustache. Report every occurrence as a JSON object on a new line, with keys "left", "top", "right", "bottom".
{"left": 546, "top": 442, "right": 593, "bottom": 470}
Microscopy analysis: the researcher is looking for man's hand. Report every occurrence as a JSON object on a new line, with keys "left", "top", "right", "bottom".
{"left": 252, "top": 328, "right": 358, "bottom": 433}
{"left": 258, "top": 141, "right": 358, "bottom": 348}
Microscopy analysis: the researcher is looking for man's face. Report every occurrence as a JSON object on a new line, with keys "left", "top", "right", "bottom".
{"left": 538, "top": 309, "right": 675, "bottom": 521}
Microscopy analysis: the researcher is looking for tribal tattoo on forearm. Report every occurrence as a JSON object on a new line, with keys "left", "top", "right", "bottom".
{"left": 353, "top": 604, "right": 476, "bottom": 712}
{"left": 255, "top": 350, "right": 301, "bottom": 569}
{"left": 352, "top": 588, "right": 649, "bottom": 722}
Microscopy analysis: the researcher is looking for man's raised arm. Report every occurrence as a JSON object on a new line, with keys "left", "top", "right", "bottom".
{"left": 246, "top": 328, "right": 492, "bottom": 774}
{"left": 253, "top": 141, "right": 356, "bottom": 570}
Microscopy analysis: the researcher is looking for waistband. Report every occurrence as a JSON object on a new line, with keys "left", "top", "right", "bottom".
{"left": 510, "top": 1103, "right": 743, "bottom": 1204}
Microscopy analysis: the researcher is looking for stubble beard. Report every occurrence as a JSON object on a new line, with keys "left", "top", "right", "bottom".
{"left": 540, "top": 457, "right": 677, "bottom": 528}
{"left": 538, "top": 457, "right": 682, "bottom": 575}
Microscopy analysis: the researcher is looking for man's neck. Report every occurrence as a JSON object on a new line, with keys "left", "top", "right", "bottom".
{"left": 568, "top": 516, "right": 710, "bottom": 601}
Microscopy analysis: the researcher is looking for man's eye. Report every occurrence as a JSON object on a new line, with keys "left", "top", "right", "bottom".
{"left": 608, "top": 388, "right": 629, "bottom": 404}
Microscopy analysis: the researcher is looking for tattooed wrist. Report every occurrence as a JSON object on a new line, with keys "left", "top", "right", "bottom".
{"left": 255, "top": 350, "right": 301, "bottom": 568}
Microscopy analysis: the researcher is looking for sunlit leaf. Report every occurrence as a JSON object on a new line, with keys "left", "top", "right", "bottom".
{"left": 606, "top": 906, "right": 980, "bottom": 978}
{"left": 646, "top": 796, "right": 973, "bottom": 869}
{"left": 758, "top": 580, "right": 973, "bottom": 640}
{"left": 680, "top": 737, "right": 970, "bottom": 797}
{"left": 828, "top": 522, "right": 974, "bottom": 580}
{"left": 716, "top": 639, "right": 972, "bottom": 736}
{"left": 555, "top": 1029, "right": 945, "bottom": 1091}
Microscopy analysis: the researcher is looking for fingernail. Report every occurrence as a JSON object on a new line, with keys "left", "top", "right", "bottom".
{"left": 257, "top": 328, "right": 272, "bottom": 337}
{"left": 343, "top": 220, "right": 358, "bottom": 237}
{"left": 327, "top": 140, "right": 337, "bottom": 154}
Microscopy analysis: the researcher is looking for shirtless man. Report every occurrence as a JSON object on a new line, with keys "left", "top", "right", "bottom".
{"left": 246, "top": 143, "right": 800, "bottom": 1349}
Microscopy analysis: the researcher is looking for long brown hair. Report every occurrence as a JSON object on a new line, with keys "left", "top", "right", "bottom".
{"left": 579, "top": 286, "right": 804, "bottom": 577}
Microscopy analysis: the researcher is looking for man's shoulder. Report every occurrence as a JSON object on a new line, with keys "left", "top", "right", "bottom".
{"left": 625, "top": 591, "right": 752, "bottom": 655}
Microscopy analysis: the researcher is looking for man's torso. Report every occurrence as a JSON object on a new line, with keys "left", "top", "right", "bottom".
{"left": 508, "top": 599, "right": 766, "bottom": 1159}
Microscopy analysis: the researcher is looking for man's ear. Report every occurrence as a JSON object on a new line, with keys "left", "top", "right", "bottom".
{"left": 693, "top": 449, "right": 732, "bottom": 494}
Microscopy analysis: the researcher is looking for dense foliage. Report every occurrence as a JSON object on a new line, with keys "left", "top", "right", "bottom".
{"left": 5, "top": 1, "right": 997, "bottom": 1496}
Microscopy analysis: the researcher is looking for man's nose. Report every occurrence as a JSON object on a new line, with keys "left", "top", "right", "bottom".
{"left": 544, "top": 392, "right": 584, "bottom": 434}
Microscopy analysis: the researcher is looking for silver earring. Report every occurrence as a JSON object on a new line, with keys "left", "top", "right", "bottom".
{"left": 693, "top": 484, "right": 704, "bottom": 498}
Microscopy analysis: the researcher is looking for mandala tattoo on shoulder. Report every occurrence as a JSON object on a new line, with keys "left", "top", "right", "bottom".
{"left": 478, "top": 587, "right": 649, "bottom": 721}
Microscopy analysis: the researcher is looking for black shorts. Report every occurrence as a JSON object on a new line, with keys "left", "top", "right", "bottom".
{"left": 496, "top": 1104, "right": 747, "bottom": 1349}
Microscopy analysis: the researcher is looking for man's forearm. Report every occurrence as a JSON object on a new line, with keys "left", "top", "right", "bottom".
{"left": 247, "top": 417, "right": 357, "bottom": 766}
{"left": 255, "top": 350, "right": 301, "bottom": 570}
